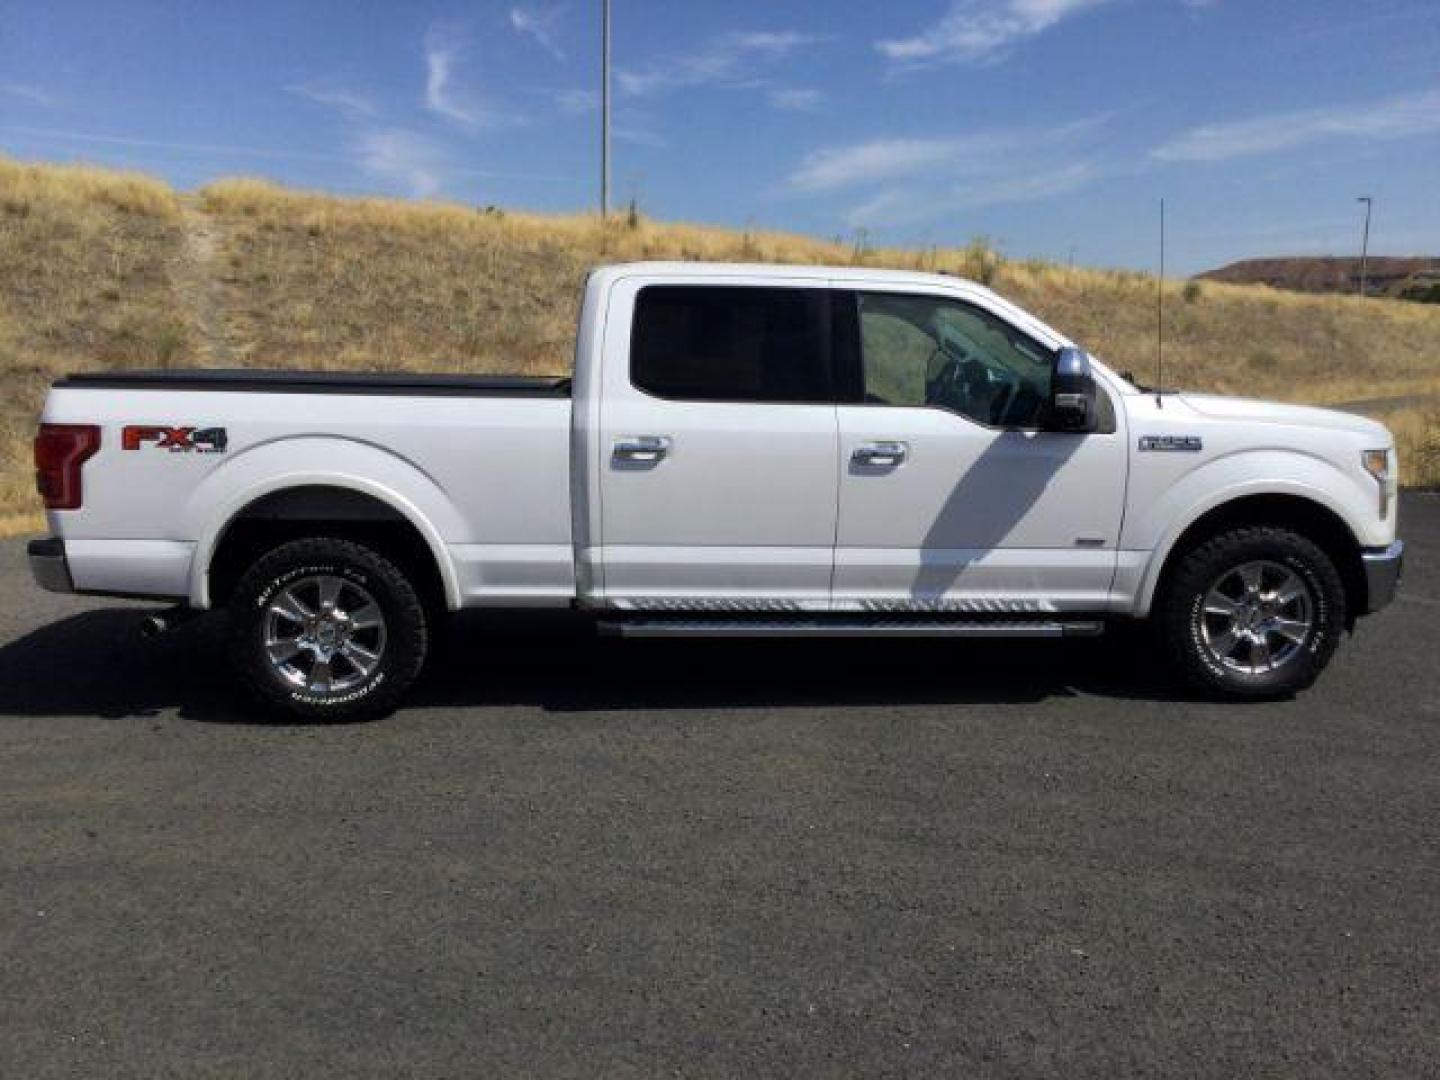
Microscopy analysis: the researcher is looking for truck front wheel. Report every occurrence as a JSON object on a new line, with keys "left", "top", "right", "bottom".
{"left": 1155, "top": 525, "right": 1346, "bottom": 699}
{"left": 229, "top": 537, "right": 429, "bottom": 722}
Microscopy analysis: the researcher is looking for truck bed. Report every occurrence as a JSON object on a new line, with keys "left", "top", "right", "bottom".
{"left": 42, "top": 368, "right": 577, "bottom": 607}
{"left": 56, "top": 369, "right": 572, "bottom": 397}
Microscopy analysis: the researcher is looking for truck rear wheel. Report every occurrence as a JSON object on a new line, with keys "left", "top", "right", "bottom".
{"left": 229, "top": 537, "right": 428, "bottom": 722}
{"left": 1155, "top": 525, "right": 1346, "bottom": 699}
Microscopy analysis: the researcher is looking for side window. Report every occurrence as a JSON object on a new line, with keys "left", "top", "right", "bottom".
{"left": 631, "top": 286, "right": 829, "bottom": 403}
{"left": 857, "top": 292, "right": 1055, "bottom": 428}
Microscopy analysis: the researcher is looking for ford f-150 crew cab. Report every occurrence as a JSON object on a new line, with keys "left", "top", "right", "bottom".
{"left": 29, "top": 262, "right": 1403, "bottom": 720}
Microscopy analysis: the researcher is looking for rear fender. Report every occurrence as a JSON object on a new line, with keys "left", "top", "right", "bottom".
{"left": 183, "top": 436, "right": 464, "bottom": 610}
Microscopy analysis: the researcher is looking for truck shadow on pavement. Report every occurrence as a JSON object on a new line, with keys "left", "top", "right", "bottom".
{"left": 0, "top": 607, "right": 1218, "bottom": 724}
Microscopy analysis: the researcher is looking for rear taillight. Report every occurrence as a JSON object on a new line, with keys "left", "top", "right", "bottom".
{"left": 34, "top": 423, "right": 101, "bottom": 510}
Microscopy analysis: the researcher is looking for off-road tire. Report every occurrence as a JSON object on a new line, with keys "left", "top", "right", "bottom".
{"left": 1155, "top": 525, "right": 1346, "bottom": 699}
{"left": 229, "top": 537, "right": 428, "bottom": 722}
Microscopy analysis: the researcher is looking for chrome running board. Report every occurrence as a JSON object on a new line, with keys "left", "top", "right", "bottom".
{"left": 599, "top": 618, "right": 1105, "bottom": 640}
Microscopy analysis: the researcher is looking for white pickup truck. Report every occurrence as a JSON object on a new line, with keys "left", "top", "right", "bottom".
{"left": 30, "top": 262, "right": 1402, "bottom": 719}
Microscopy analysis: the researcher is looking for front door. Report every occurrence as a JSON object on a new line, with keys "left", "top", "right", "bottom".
{"left": 596, "top": 278, "right": 839, "bottom": 610}
{"left": 832, "top": 288, "right": 1127, "bottom": 613}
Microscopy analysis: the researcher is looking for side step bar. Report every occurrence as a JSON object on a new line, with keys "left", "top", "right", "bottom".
{"left": 599, "top": 618, "right": 1105, "bottom": 640}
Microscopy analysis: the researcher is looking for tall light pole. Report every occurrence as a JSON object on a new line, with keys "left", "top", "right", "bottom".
{"left": 601, "top": 0, "right": 611, "bottom": 218}
{"left": 1356, "top": 196, "right": 1373, "bottom": 297}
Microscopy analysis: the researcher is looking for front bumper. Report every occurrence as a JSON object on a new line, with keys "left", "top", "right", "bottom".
{"left": 1360, "top": 540, "right": 1403, "bottom": 615}
{"left": 27, "top": 537, "right": 74, "bottom": 594}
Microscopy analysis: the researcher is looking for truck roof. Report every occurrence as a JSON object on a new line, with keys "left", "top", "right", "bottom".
{"left": 587, "top": 261, "right": 1068, "bottom": 353}
{"left": 593, "top": 260, "right": 990, "bottom": 293}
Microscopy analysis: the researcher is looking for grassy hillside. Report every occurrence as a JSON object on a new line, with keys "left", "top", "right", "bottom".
{"left": 2, "top": 156, "right": 1438, "bottom": 535}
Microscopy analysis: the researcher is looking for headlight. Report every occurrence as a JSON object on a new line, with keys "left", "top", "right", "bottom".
{"left": 1362, "top": 448, "right": 1394, "bottom": 518}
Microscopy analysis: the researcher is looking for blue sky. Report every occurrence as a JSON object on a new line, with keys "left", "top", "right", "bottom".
{"left": 2, "top": 0, "right": 1437, "bottom": 273}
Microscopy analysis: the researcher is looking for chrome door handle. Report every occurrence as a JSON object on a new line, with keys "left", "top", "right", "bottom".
{"left": 613, "top": 435, "right": 672, "bottom": 464}
{"left": 851, "top": 441, "right": 908, "bottom": 468}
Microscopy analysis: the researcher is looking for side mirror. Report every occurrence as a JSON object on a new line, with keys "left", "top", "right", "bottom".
{"left": 1049, "top": 347, "right": 1097, "bottom": 432}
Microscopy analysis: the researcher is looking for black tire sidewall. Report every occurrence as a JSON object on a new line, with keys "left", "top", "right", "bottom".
{"left": 232, "top": 539, "right": 427, "bottom": 721}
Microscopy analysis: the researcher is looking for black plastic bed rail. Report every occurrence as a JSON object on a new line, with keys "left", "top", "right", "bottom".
{"left": 55, "top": 369, "right": 572, "bottom": 397}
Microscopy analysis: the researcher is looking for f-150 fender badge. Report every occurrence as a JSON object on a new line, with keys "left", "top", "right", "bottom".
{"left": 1138, "top": 434, "right": 1202, "bottom": 453}
{"left": 122, "top": 425, "right": 228, "bottom": 454}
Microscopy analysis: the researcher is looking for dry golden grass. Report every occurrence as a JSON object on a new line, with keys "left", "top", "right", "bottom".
{"left": 0, "top": 158, "right": 194, "bottom": 531}
{"left": 1, "top": 156, "right": 1437, "bottom": 535}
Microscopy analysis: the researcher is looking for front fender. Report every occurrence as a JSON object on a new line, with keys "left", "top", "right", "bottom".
{"left": 1127, "top": 449, "right": 1372, "bottom": 617}
{"left": 183, "top": 435, "right": 465, "bottom": 610}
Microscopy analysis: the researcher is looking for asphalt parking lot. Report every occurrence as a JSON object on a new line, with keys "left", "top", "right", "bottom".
{"left": 2, "top": 495, "right": 1437, "bottom": 1078}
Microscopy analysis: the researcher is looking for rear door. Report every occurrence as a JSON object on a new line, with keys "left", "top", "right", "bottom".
{"left": 594, "top": 275, "right": 839, "bottom": 610}
{"left": 831, "top": 286, "right": 1127, "bottom": 612}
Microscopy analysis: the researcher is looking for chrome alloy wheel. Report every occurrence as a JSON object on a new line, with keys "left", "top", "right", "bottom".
{"left": 262, "top": 575, "right": 387, "bottom": 695}
{"left": 1199, "top": 560, "right": 1314, "bottom": 676}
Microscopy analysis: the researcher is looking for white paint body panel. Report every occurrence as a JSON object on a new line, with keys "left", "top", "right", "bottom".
{"left": 39, "top": 261, "right": 1397, "bottom": 622}
{"left": 43, "top": 389, "right": 574, "bottom": 608}
{"left": 592, "top": 269, "right": 837, "bottom": 607}
{"left": 824, "top": 275, "right": 1128, "bottom": 612}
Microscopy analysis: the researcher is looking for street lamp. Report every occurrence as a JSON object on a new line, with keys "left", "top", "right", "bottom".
{"left": 601, "top": 0, "right": 611, "bottom": 218}
{"left": 1356, "top": 196, "right": 1373, "bottom": 298}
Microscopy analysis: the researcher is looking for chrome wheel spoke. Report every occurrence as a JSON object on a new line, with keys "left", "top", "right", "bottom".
{"left": 350, "top": 603, "right": 383, "bottom": 631}
{"left": 1271, "top": 617, "right": 1310, "bottom": 645}
{"left": 270, "top": 589, "right": 314, "bottom": 626}
{"left": 343, "top": 641, "right": 381, "bottom": 669}
{"left": 1204, "top": 592, "right": 1241, "bottom": 618}
{"left": 1273, "top": 575, "right": 1306, "bottom": 607}
{"left": 266, "top": 636, "right": 304, "bottom": 665}
{"left": 1208, "top": 627, "right": 1241, "bottom": 657}
{"left": 317, "top": 575, "right": 344, "bottom": 611}
{"left": 1239, "top": 562, "right": 1264, "bottom": 596}
{"left": 1248, "top": 635, "right": 1272, "bottom": 670}
{"left": 308, "top": 657, "right": 334, "bottom": 692}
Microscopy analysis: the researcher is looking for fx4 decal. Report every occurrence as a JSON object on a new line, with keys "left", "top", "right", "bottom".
{"left": 122, "top": 425, "right": 229, "bottom": 454}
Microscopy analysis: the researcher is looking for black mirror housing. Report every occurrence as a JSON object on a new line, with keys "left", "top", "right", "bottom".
{"left": 1049, "top": 347, "right": 1097, "bottom": 432}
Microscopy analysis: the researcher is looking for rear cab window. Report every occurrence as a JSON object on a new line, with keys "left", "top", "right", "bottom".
{"left": 630, "top": 286, "right": 831, "bottom": 403}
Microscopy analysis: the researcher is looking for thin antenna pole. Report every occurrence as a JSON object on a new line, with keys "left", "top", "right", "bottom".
{"left": 1357, "top": 196, "right": 1373, "bottom": 298}
{"left": 1156, "top": 198, "right": 1165, "bottom": 406}
{"left": 601, "top": 0, "right": 611, "bottom": 218}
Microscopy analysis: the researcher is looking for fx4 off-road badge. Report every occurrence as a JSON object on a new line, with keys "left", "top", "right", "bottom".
{"left": 122, "top": 425, "right": 229, "bottom": 454}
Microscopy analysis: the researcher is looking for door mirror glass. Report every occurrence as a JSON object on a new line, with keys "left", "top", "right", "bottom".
{"left": 1049, "top": 347, "right": 1097, "bottom": 432}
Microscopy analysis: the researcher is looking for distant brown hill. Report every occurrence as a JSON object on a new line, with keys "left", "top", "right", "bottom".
{"left": 1198, "top": 256, "right": 1440, "bottom": 302}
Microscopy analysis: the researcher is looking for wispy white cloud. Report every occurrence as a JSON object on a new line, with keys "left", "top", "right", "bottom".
{"left": 786, "top": 116, "right": 1109, "bottom": 229}
{"left": 1153, "top": 88, "right": 1440, "bottom": 162}
{"left": 791, "top": 137, "right": 978, "bottom": 192}
{"left": 4, "top": 84, "right": 56, "bottom": 107}
{"left": 423, "top": 26, "right": 514, "bottom": 128}
{"left": 789, "top": 114, "right": 1110, "bottom": 192}
{"left": 617, "top": 30, "right": 820, "bottom": 96}
{"left": 356, "top": 128, "right": 449, "bottom": 197}
{"left": 877, "top": 0, "right": 1116, "bottom": 66}
{"left": 287, "top": 80, "right": 376, "bottom": 119}
{"left": 843, "top": 161, "right": 1098, "bottom": 227}
{"left": 509, "top": 5, "right": 566, "bottom": 60}
{"left": 768, "top": 87, "right": 823, "bottom": 112}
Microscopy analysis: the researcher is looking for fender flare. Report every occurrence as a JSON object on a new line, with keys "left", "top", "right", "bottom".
{"left": 1133, "top": 476, "right": 1363, "bottom": 618}
{"left": 183, "top": 438, "right": 464, "bottom": 611}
